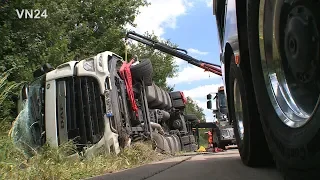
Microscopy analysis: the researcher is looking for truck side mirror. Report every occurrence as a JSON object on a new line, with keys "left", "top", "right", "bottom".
{"left": 207, "top": 100, "right": 212, "bottom": 109}
{"left": 213, "top": 109, "right": 218, "bottom": 113}
{"left": 207, "top": 94, "right": 212, "bottom": 100}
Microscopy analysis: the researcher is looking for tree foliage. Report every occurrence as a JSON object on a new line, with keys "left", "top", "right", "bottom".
{"left": 0, "top": 0, "right": 147, "bottom": 120}
{"left": 127, "top": 32, "right": 179, "bottom": 90}
{"left": 0, "top": 0, "right": 147, "bottom": 82}
{"left": 185, "top": 97, "right": 206, "bottom": 122}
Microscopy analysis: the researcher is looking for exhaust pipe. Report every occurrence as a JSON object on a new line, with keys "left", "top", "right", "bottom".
{"left": 142, "top": 122, "right": 165, "bottom": 135}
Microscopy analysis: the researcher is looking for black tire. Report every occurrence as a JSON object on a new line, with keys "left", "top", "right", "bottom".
{"left": 172, "top": 99, "right": 185, "bottom": 109}
{"left": 170, "top": 91, "right": 182, "bottom": 100}
{"left": 248, "top": 0, "right": 320, "bottom": 179}
{"left": 183, "top": 143, "right": 197, "bottom": 152}
{"left": 164, "top": 136, "right": 177, "bottom": 154}
{"left": 218, "top": 142, "right": 226, "bottom": 150}
{"left": 152, "top": 132, "right": 170, "bottom": 153}
{"left": 172, "top": 134, "right": 181, "bottom": 152}
{"left": 181, "top": 135, "right": 195, "bottom": 145}
{"left": 130, "top": 59, "right": 153, "bottom": 86}
{"left": 227, "top": 50, "right": 273, "bottom": 166}
{"left": 185, "top": 114, "right": 198, "bottom": 122}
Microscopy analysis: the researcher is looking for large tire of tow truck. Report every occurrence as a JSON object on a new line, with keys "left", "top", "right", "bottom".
{"left": 247, "top": 0, "right": 320, "bottom": 179}
{"left": 130, "top": 59, "right": 153, "bottom": 86}
{"left": 227, "top": 50, "right": 273, "bottom": 166}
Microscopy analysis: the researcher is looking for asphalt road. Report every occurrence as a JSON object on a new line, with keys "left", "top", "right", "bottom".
{"left": 89, "top": 149, "right": 283, "bottom": 180}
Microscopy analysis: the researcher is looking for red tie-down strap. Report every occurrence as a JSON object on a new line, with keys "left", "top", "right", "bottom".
{"left": 180, "top": 91, "right": 187, "bottom": 104}
{"left": 119, "top": 59, "right": 139, "bottom": 117}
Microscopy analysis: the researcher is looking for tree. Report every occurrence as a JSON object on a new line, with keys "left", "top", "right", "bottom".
{"left": 0, "top": 0, "right": 148, "bottom": 120}
{"left": 185, "top": 97, "right": 206, "bottom": 122}
{"left": 127, "top": 32, "right": 179, "bottom": 90}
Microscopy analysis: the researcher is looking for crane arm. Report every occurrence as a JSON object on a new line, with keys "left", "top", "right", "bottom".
{"left": 126, "top": 31, "right": 222, "bottom": 76}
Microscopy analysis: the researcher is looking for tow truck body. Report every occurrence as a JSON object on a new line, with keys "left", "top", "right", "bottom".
{"left": 206, "top": 86, "right": 236, "bottom": 149}
{"left": 212, "top": 0, "right": 320, "bottom": 178}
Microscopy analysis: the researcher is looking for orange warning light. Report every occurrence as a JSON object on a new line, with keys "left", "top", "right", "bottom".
{"left": 235, "top": 55, "right": 240, "bottom": 65}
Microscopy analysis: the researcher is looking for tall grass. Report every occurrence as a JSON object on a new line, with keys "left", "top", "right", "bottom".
{"left": 1, "top": 141, "right": 167, "bottom": 180}
{"left": 0, "top": 70, "right": 169, "bottom": 180}
{"left": 0, "top": 69, "right": 20, "bottom": 106}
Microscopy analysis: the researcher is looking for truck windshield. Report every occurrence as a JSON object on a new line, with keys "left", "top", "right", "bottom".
{"left": 12, "top": 75, "right": 45, "bottom": 157}
{"left": 218, "top": 91, "right": 227, "bottom": 108}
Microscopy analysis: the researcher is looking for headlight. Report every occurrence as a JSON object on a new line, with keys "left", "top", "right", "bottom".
{"left": 223, "top": 115, "right": 227, "bottom": 119}
{"left": 83, "top": 58, "right": 95, "bottom": 71}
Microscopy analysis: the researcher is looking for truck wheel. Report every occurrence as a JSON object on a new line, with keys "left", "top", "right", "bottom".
{"left": 165, "top": 136, "right": 177, "bottom": 154}
{"left": 185, "top": 114, "right": 198, "bottom": 122}
{"left": 181, "top": 135, "right": 195, "bottom": 145}
{"left": 183, "top": 143, "right": 197, "bottom": 152}
{"left": 172, "top": 134, "right": 181, "bottom": 152}
{"left": 130, "top": 59, "right": 153, "bottom": 86}
{"left": 152, "top": 132, "right": 170, "bottom": 153}
{"left": 170, "top": 91, "right": 182, "bottom": 100}
{"left": 227, "top": 51, "right": 273, "bottom": 166}
{"left": 248, "top": 0, "right": 320, "bottom": 178}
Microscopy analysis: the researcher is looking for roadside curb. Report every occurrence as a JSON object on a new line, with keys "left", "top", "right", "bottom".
{"left": 86, "top": 156, "right": 192, "bottom": 180}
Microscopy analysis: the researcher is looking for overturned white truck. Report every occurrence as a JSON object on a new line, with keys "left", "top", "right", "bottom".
{"left": 14, "top": 51, "right": 198, "bottom": 157}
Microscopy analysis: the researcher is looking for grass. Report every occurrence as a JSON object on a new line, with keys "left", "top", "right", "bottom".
{"left": 1, "top": 126, "right": 169, "bottom": 180}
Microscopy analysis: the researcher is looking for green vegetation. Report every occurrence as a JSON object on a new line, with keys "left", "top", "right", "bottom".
{"left": 0, "top": 0, "right": 206, "bottom": 179}
{"left": 185, "top": 97, "right": 206, "bottom": 122}
{"left": 197, "top": 129, "right": 210, "bottom": 147}
{"left": 1, "top": 138, "right": 168, "bottom": 180}
{"left": 128, "top": 32, "right": 179, "bottom": 90}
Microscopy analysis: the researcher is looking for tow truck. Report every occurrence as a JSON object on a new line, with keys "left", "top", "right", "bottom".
{"left": 206, "top": 86, "right": 236, "bottom": 149}
{"left": 212, "top": 0, "right": 320, "bottom": 179}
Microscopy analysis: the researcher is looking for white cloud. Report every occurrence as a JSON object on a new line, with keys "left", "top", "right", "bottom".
{"left": 167, "top": 65, "right": 221, "bottom": 85}
{"left": 205, "top": 0, "right": 212, "bottom": 7}
{"left": 187, "top": 48, "right": 209, "bottom": 55}
{"left": 173, "top": 57, "right": 185, "bottom": 66}
{"left": 183, "top": 84, "right": 224, "bottom": 122}
{"left": 126, "top": 0, "right": 193, "bottom": 37}
{"left": 183, "top": 84, "right": 223, "bottom": 99}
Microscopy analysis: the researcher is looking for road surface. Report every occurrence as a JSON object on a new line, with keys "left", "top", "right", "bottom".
{"left": 89, "top": 149, "right": 283, "bottom": 180}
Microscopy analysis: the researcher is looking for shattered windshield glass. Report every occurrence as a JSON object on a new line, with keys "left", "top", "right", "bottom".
{"left": 11, "top": 76, "right": 45, "bottom": 157}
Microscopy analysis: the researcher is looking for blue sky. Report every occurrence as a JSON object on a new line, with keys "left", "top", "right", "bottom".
{"left": 129, "top": 0, "right": 223, "bottom": 122}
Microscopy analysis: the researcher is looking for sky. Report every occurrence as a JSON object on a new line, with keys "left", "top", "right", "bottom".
{"left": 127, "top": 0, "right": 224, "bottom": 122}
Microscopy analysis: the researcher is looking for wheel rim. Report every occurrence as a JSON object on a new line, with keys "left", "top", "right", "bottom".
{"left": 259, "top": 0, "right": 320, "bottom": 128}
{"left": 233, "top": 79, "right": 244, "bottom": 140}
